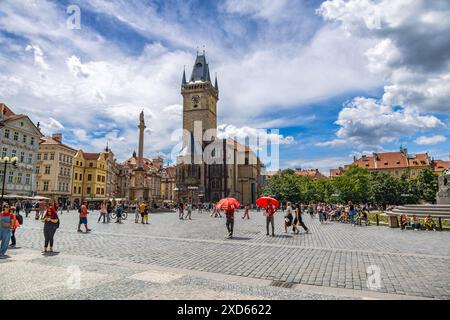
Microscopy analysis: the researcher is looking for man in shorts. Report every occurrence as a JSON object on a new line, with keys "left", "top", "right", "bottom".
{"left": 77, "top": 201, "right": 91, "bottom": 233}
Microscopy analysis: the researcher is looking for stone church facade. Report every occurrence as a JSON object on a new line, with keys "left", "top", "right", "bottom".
{"left": 175, "top": 53, "right": 260, "bottom": 206}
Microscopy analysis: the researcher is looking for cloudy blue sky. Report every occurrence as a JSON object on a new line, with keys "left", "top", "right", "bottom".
{"left": 0, "top": 0, "right": 449, "bottom": 173}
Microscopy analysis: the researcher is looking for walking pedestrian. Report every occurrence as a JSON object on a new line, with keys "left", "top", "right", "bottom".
{"left": 42, "top": 203, "right": 59, "bottom": 253}
{"left": 242, "top": 204, "right": 250, "bottom": 220}
{"left": 284, "top": 202, "right": 293, "bottom": 233}
{"left": 185, "top": 203, "right": 192, "bottom": 220}
{"left": 77, "top": 201, "right": 91, "bottom": 232}
{"left": 15, "top": 201, "right": 22, "bottom": 216}
{"left": 295, "top": 203, "right": 309, "bottom": 234}
{"left": 0, "top": 204, "right": 14, "bottom": 258}
{"left": 106, "top": 201, "right": 112, "bottom": 223}
{"left": 9, "top": 207, "right": 21, "bottom": 248}
{"left": 225, "top": 205, "right": 235, "bottom": 238}
{"left": 38, "top": 200, "right": 47, "bottom": 220}
{"left": 24, "top": 200, "right": 32, "bottom": 218}
{"left": 265, "top": 203, "right": 276, "bottom": 237}
{"left": 348, "top": 201, "right": 355, "bottom": 226}
{"left": 115, "top": 201, "right": 124, "bottom": 224}
{"left": 178, "top": 202, "right": 184, "bottom": 220}
{"left": 138, "top": 201, "right": 145, "bottom": 223}
{"left": 98, "top": 200, "right": 107, "bottom": 223}
{"left": 142, "top": 203, "right": 149, "bottom": 224}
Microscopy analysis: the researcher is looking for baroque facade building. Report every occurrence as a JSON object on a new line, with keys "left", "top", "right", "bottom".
{"left": 0, "top": 103, "right": 42, "bottom": 197}
{"left": 119, "top": 152, "right": 163, "bottom": 204}
{"left": 36, "top": 133, "right": 77, "bottom": 204}
{"left": 161, "top": 166, "right": 176, "bottom": 205}
{"left": 175, "top": 53, "right": 260, "bottom": 205}
{"left": 71, "top": 150, "right": 107, "bottom": 206}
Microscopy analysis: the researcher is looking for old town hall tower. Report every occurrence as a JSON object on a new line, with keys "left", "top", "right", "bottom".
{"left": 176, "top": 52, "right": 259, "bottom": 205}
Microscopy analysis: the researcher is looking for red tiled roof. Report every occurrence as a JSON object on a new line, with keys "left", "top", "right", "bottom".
{"left": 40, "top": 136, "right": 77, "bottom": 151}
{"left": 84, "top": 153, "right": 101, "bottom": 160}
{"left": 0, "top": 103, "right": 15, "bottom": 117}
{"left": 432, "top": 160, "right": 450, "bottom": 172}
{"left": 295, "top": 169, "right": 327, "bottom": 179}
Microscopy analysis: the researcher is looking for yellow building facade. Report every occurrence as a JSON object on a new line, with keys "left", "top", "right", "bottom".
{"left": 71, "top": 150, "right": 107, "bottom": 206}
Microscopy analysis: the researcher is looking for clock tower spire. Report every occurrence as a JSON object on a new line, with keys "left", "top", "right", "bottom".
{"left": 181, "top": 52, "right": 218, "bottom": 137}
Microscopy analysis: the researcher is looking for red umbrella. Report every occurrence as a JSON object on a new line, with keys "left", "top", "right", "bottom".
{"left": 256, "top": 197, "right": 280, "bottom": 209}
{"left": 215, "top": 198, "right": 240, "bottom": 210}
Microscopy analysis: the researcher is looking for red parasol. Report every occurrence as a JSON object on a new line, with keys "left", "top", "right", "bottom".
{"left": 215, "top": 198, "right": 240, "bottom": 210}
{"left": 256, "top": 197, "right": 280, "bottom": 209}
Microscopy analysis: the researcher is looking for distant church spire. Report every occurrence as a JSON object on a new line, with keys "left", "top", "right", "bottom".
{"left": 214, "top": 72, "right": 219, "bottom": 91}
{"left": 182, "top": 66, "right": 187, "bottom": 85}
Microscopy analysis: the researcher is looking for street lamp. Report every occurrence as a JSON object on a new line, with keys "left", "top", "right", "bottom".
{"left": 0, "top": 156, "right": 18, "bottom": 205}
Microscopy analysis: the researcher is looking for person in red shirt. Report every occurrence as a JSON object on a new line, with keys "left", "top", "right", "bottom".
{"left": 42, "top": 204, "right": 59, "bottom": 253}
{"left": 265, "top": 203, "right": 276, "bottom": 237}
{"left": 77, "top": 201, "right": 91, "bottom": 233}
{"left": 225, "top": 205, "right": 235, "bottom": 238}
{"left": 0, "top": 203, "right": 15, "bottom": 257}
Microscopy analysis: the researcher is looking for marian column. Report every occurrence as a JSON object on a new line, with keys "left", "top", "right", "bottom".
{"left": 133, "top": 111, "right": 148, "bottom": 201}
{"left": 138, "top": 111, "right": 146, "bottom": 168}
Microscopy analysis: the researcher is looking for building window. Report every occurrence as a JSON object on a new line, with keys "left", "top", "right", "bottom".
{"left": 50, "top": 153, "right": 54, "bottom": 160}
{"left": 11, "top": 149, "right": 16, "bottom": 158}
{"left": 89, "top": 162, "right": 93, "bottom": 167}
{"left": 79, "top": 174, "right": 82, "bottom": 180}
{"left": 44, "top": 166, "right": 50, "bottom": 174}
{"left": 22, "top": 135, "right": 27, "bottom": 144}
{"left": 6, "top": 172, "right": 13, "bottom": 183}
{"left": 88, "top": 174, "right": 92, "bottom": 181}
{"left": 37, "top": 153, "right": 41, "bottom": 160}
{"left": 36, "top": 167, "right": 40, "bottom": 174}
{"left": 17, "top": 173, "right": 22, "bottom": 184}
{"left": 96, "top": 187, "right": 100, "bottom": 194}
{"left": 25, "top": 174, "right": 30, "bottom": 185}
{"left": 1, "top": 147, "right": 7, "bottom": 158}
{"left": 43, "top": 153, "right": 48, "bottom": 160}
{"left": 74, "top": 173, "right": 78, "bottom": 180}
{"left": 74, "top": 186, "right": 77, "bottom": 194}
{"left": 30, "top": 137, "right": 35, "bottom": 145}
{"left": 43, "top": 181, "right": 49, "bottom": 191}
{"left": 28, "top": 154, "right": 33, "bottom": 164}
{"left": 13, "top": 131, "right": 19, "bottom": 141}
{"left": 4, "top": 129, "right": 10, "bottom": 138}
{"left": 20, "top": 152, "right": 25, "bottom": 163}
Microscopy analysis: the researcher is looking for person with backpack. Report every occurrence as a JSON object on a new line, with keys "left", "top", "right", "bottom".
{"left": 284, "top": 202, "right": 294, "bottom": 233}
{"left": 42, "top": 203, "right": 59, "bottom": 253}
{"left": 10, "top": 207, "right": 22, "bottom": 248}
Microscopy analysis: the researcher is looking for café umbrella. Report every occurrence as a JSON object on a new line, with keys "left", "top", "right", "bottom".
{"left": 256, "top": 197, "right": 280, "bottom": 209}
{"left": 215, "top": 198, "right": 240, "bottom": 210}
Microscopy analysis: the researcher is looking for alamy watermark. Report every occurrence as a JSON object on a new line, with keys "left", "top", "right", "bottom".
{"left": 67, "top": 265, "right": 81, "bottom": 290}
{"left": 170, "top": 121, "right": 280, "bottom": 171}
{"left": 66, "top": 4, "right": 81, "bottom": 30}
{"left": 366, "top": 265, "right": 382, "bottom": 291}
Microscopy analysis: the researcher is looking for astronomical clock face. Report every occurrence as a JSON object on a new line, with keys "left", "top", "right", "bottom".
{"left": 191, "top": 95, "right": 200, "bottom": 107}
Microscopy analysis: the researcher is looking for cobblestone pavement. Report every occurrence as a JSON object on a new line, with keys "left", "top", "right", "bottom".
{"left": 1, "top": 209, "right": 449, "bottom": 299}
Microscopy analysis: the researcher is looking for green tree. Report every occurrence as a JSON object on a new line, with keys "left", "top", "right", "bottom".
{"left": 331, "top": 166, "right": 372, "bottom": 204}
{"left": 416, "top": 169, "right": 439, "bottom": 203}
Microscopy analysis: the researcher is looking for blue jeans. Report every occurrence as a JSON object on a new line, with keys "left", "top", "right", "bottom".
{"left": 0, "top": 228, "right": 11, "bottom": 255}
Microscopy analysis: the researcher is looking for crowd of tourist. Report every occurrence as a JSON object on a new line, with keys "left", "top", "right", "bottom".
{"left": 0, "top": 196, "right": 442, "bottom": 258}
